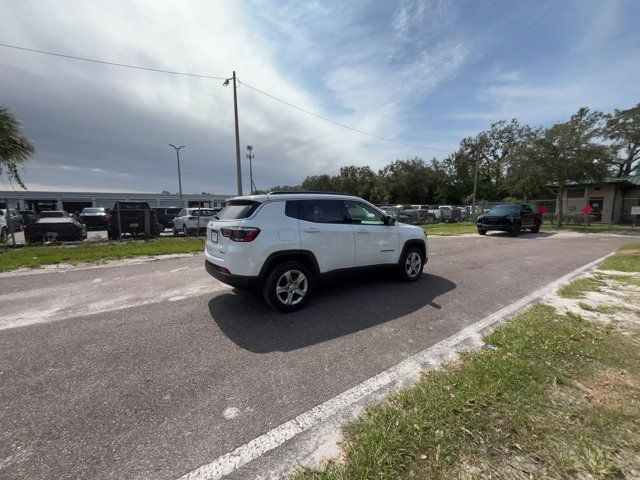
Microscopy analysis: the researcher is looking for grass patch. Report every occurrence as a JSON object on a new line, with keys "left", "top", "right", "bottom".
{"left": 578, "top": 302, "right": 628, "bottom": 314}
{"left": 557, "top": 276, "right": 604, "bottom": 298}
{"left": 291, "top": 304, "right": 640, "bottom": 480}
{"left": 422, "top": 222, "right": 477, "bottom": 236}
{"left": 0, "top": 237, "right": 204, "bottom": 271}
{"left": 599, "top": 243, "right": 640, "bottom": 272}
{"left": 599, "top": 274, "right": 640, "bottom": 286}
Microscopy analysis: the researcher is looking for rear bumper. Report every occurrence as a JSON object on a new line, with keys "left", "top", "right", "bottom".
{"left": 204, "top": 259, "right": 258, "bottom": 289}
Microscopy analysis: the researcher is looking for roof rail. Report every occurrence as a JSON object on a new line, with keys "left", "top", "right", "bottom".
{"left": 267, "top": 190, "right": 349, "bottom": 195}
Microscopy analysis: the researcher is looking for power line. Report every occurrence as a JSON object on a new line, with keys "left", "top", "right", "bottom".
{"left": 238, "top": 79, "right": 451, "bottom": 152}
{"left": 1, "top": 41, "right": 452, "bottom": 152}
{"left": 0, "top": 42, "right": 227, "bottom": 80}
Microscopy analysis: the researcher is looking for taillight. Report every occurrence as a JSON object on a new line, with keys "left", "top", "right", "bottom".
{"left": 220, "top": 226, "right": 260, "bottom": 242}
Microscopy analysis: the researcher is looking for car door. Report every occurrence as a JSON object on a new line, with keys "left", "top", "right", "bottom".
{"left": 344, "top": 200, "right": 399, "bottom": 267}
{"left": 175, "top": 209, "right": 187, "bottom": 229}
{"left": 297, "top": 199, "right": 355, "bottom": 273}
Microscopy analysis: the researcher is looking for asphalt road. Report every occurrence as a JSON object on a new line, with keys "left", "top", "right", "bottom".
{"left": 0, "top": 232, "right": 635, "bottom": 480}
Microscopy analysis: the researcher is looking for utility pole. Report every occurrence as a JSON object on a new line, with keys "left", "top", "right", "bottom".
{"left": 246, "top": 145, "right": 256, "bottom": 194}
{"left": 223, "top": 71, "right": 243, "bottom": 195}
{"left": 169, "top": 144, "right": 185, "bottom": 206}
{"left": 471, "top": 152, "right": 479, "bottom": 221}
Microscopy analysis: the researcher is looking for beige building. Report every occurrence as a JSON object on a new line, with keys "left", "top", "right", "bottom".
{"left": 555, "top": 175, "right": 640, "bottom": 224}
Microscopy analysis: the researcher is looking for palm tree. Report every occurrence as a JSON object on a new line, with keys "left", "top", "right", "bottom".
{"left": 0, "top": 106, "right": 34, "bottom": 189}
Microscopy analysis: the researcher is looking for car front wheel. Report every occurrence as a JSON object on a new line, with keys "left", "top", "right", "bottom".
{"left": 478, "top": 228, "right": 487, "bottom": 235}
{"left": 263, "top": 261, "right": 312, "bottom": 312}
{"left": 398, "top": 246, "right": 424, "bottom": 282}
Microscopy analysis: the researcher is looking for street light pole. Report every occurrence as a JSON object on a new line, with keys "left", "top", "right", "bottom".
{"left": 246, "top": 145, "right": 255, "bottom": 194}
{"left": 169, "top": 144, "right": 185, "bottom": 206}
{"left": 224, "top": 71, "right": 243, "bottom": 195}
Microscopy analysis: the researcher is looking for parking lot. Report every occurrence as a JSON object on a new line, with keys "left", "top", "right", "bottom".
{"left": 9, "top": 228, "right": 180, "bottom": 245}
{"left": 0, "top": 232, "right": 635, "bottom": 480}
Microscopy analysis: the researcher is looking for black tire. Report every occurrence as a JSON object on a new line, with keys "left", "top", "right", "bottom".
{"left": 398, "top": 245, "right": 424, "bottom": 282}
{"left": 478, "top": 228, "right": 487, "bottom": 236}
{"left": 531, "top": 222, "right": 540, "bottom": 233}
{"left": 107, "top": 230, "right": 117, "bottom": 240}
{"left": 262, "top": 260, "right": 312, "bottom": 312}
{"left": 510, "top": 222, "right": 522, "bottom": 236}
{"left": 172, "top": 225, "right": 178, "bottom": 236}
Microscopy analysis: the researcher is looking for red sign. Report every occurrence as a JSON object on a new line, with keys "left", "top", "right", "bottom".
{"left": 582, "top": 205, "right": 594, "bottom": 215}
{"left": 538, "top": 205, "right": 548, "bottom": 214}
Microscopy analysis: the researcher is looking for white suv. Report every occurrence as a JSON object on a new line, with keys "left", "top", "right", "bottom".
{"left": 204, "top": 192, "right": 428, "bottom": 312}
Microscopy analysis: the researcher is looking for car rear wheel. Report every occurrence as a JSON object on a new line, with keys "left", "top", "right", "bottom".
{"left": 263, "top": 261, "right": 312, "bottom": 312}
{"left": 398, "top": 246, "right": 424, "bottom": 282}
{"left": 531, "top": 222, "right": 540, "bottom": 233}
{"left": 510, "top": 221, "right": 521, "bottom": 236}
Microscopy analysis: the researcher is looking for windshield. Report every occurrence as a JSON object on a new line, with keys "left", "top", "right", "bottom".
{"left": 216, "top": 200, "right": 261, "bottom": 220}
{"left": 487, "top": 205, "right": 520, "bottom": 215}
{"left": 81, "top": 208, "right": 105, "bottom": 214}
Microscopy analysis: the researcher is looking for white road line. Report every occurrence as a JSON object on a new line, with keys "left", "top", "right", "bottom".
{"left": 177, "top": 252, "right": 614, "bottom": 480}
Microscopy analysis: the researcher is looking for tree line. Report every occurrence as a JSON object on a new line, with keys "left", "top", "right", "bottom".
{"left": 261, "top": 103, "right": 639, "bottom": 219}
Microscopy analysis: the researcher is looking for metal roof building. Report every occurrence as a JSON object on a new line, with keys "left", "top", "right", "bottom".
{"left": 0, "top": 190, "right": 230, "bottom": 213}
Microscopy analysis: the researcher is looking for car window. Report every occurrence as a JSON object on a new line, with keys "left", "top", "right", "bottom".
{"left": 216, "top": 200, "right": 262, "bottom": 220}
{"left": 298, "top": 200, "right": 347, "bottom": 224}
{"left": 344, "top": 201, "right": 385, "bottom": 225}
{"left": 179, "top": 209, "right": 187, "bottom": 216}
{"left": 191, "top": 209, "right": 215, "bottom": 216}
{"left": 166, "top": 208, "right": 181, "bottom": 215}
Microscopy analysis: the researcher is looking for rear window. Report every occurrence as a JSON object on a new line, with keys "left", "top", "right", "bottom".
{"left": 165, "top": 208, "right": 181, "bottom": 214}
{"left": 190, "top": 209, "right": 216, "bottom": 216}
{"left": 113, "top": 202, "right": 150, "bottom": 210}
{"left": 216, "top": 200, "right": 261, "bottom": 220}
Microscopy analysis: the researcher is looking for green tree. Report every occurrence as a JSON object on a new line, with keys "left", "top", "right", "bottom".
{"left": 0, "top": 106, "right": 34, "bottom": 189}
{"left": 603, "top": 103, "right": 640, "bottom": 177}
{"left": 510, "top": 108, "right": 611, "bottom": 227}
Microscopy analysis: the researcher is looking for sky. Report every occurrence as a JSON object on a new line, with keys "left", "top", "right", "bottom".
{"left": 1, "top": 0, "right": 639, "bottom": 194}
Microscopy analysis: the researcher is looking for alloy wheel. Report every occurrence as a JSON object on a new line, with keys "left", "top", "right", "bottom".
{"left": 405, "top": 252, "right": 422, "bottom": 278}
{"left": 275, "top": 270, "right": 308, "bottom": 306}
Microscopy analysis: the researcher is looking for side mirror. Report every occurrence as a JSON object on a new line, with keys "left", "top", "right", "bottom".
{"left": 384, "top": 215, "right": 396, "bottom": 225}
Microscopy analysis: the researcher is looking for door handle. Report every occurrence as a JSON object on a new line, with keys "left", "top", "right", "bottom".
{"left": 303, "top": 228, "right": 319, "bottom": 233}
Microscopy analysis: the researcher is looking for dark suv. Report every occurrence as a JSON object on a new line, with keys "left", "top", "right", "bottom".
{"left": 154, "top": 207, "right": 182, "bottom": 231}
{"left": 107, "top": 202, "right": 161, "bottom": 239}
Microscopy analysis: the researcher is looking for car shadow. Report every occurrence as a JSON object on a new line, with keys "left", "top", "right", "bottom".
{"left": 208, "top": 272, "right": 456, "bottom": 353}
{"left": 484, "top": 231, "right": 556, "bottom": 238}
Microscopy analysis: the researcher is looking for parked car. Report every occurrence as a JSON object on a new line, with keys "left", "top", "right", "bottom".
{"left": 0, "top": 208, "right": 23, "bottom": 231}
{"left": 476, "top": 204, "right": 542, "bottom": 236}
{"left": 24, "top": 215, "right": 87, "bottom": 243}
{"left": 439, "top": 205, "right": 461, "bottom": 223}
{"left": 173, "top": 208, "right": 217, "bottom": 236}
{"left": 204, "top": 192, "right": 428, "bottom": 312}
{"left": 19, "top": 210, "right": 38, "bottom": 226}
{"left": 155, "top": 207, "right": 183, "bottom": 231}
{"left": 107, "top": 201, "right": 161, "bottom": 239}
{"left": 0, "top": 213, "right": 8, "bottom": 242}
{"left": 79, "top": 207, "right": 109, "bottom": 230}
